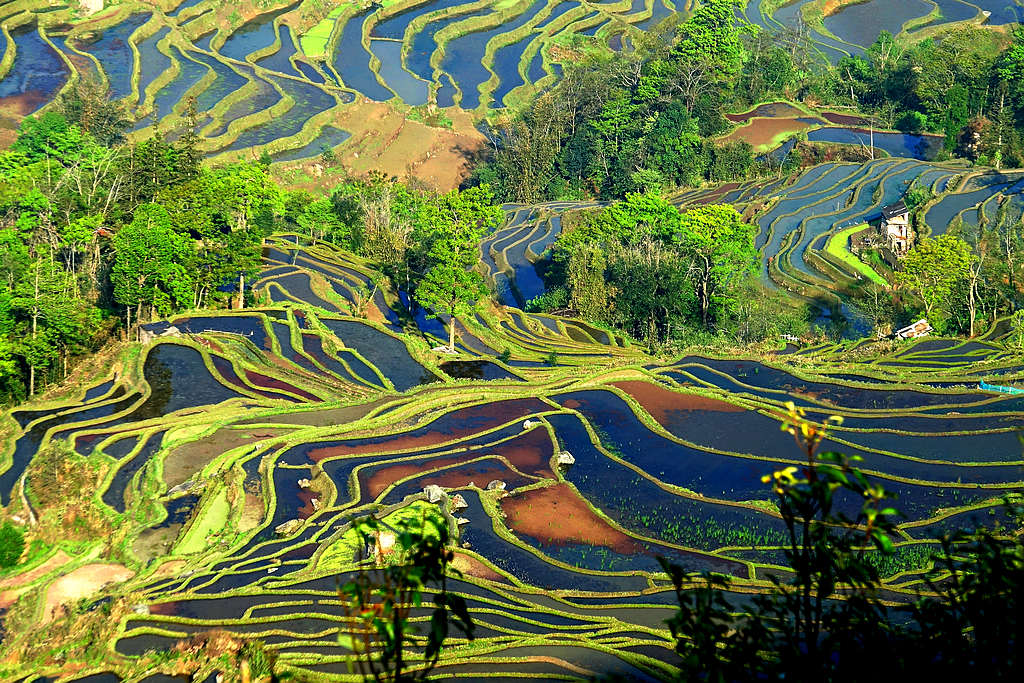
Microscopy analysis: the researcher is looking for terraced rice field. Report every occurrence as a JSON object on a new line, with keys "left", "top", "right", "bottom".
{"left": 478, "top": 162, "right": 1024, "bottom": 336}
{"left": 5, "top": 221, "right": 1024, "bottom": 679}
{"left": 0, "top": 0, "right": 701, "bottom": 162}
{"left": 0, "top": 0, "right": 1004, "bottom": 163}
{"left": 741, "top": 0, "right": 1019, "bottom": 64}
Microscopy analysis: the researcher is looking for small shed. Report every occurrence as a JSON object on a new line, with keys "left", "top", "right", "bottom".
{"left": 881, "top": 201, "right": 911, "bottom": 255}
{"left": 895, "top": 319, "right": 932, "bottom": 340}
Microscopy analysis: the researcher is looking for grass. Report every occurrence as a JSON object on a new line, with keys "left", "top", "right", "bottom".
{"left": 174, "top": 485, "right": 230, "bottom": 555}
{"left": 299, "top": 6, "right": 343, "bottom": 57}
{"left": 825, "top": 223, "right": 888, "bottom": 286}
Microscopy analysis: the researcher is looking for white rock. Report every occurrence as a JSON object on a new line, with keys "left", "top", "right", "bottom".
{"left": 455, "top": 517, "right": 470, "bottom": 525}
{"left": 298, "top": 478, "right": 312, "bottom": 489}
{"left": 557, "top": 450, "right": 576, "bottom": 466}
{"left": 81, "top": 0, "right": 104, "bottom": 16}
{"left": 522, "top": 419, "right": 534, "bottom": 429}
{"left": 424, "top": 484, "right": 445, "bottom": 503}
{"left": 450, "top": 493, "right": 468, "bottom": 511}
{"left": 486, "top": 480, "right": 506, "bottom": 492}
{"left": 275, "top": 519, "right": 302, "bottom": 536}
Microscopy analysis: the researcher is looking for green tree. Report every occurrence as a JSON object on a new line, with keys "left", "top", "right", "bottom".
{"left": 944, "top": 85, "right": 970, "bottom": 151}
{"left": 111, "top": 204, "right": 195, "bottom": 322}
{"left": 160, "top": 164, "right": 281, "bottom": 306}
{"left": 413, "top": 186, "right": 501, "bottom": 350}
{"left": 416, "top": 261, "right": 488, "bottom": 352}
{"left": 894, "top": 234, "right": 973, "bottom": 332}
{"left": 339, "top": 513, "right": 474, "bottom": 682}
{"left": 55, "top": 75, "right": 132, "bottom": 147}
{"left": 672, "top": 205, "right": 758, "bottom": 327}
{"left": 566, "top": 243, "right": 609, "bottom": 322}
{"left": 11, "top": 113, "right": 86, "bottom": 162}
{"left": 643, "top": 103, "right": 708, "bottom": 187}
{"left": 0, "top": 521, "right": 24, "bottom": 568}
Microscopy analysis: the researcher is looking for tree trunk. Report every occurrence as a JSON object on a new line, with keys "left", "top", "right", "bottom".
{"left": 448, "top": 316, "right": 456, "bottom": 352}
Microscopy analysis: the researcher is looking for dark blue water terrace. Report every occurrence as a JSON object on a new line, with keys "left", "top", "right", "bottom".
{"left": 189, "top": 51, "right": 250, "bottom": 112}
{"left": 372, "top": 0, "right": 473, "bottom": 39}
{"left": 436, "top": 72, "right": 457, "bottom": 107}
{"left": 407, "top": 8, "right": 490, "bottom": 81}
{"left": 535, "top": 1, "right": 577, "bottom": 28}
{"left": 371, "top": 39, "right": 429, "bottom": 104}
{"left": 101, "top": 431, "right": 168, "bottom": 513}
{"left": 822, "top": 0, "right": 931, "bottom": 49}
{"left": 806, "top": 127, "right": 943, "bottom": 160}
{"left": 136, "top": 27, "right": 172, "bottom": 106}
{"left": 254, "top": 25, "right": 300, "bottom": 76}
{"left": 974, "top": 0, "right": 1024, "bottom": 25}
{"left": 219, "top": 1, "right": 302, "bottom": 61}
{"left": 334, "top": 9, "right": 394, "bottom": 101}
{"left": 491, "top": 33, "right": 539, "bottom": 107}
{"left": 221, "top": 76, "right": 336, "bottom": 153}
{"left": 294, "top": 59, "right": 326, "bottom": 84}
{"left": 0, "top": 24, "right": 69, "bottom": 113}
{"left": 147, "top": 47, "right": 207, "bottom": 122}
{"left": 526, "top": 47, "right": 546, "bottom": 81}
{"left": 77, "top": 13, "right": 151, "bottom": 101}
{"left": 168, "top": 0, "right": 206, "bottom": 18}
{"left": 633, "top": 0, "right": 673, "bottom": 31}
{"left": 271, "top": 126, "right": 351, "bottom": 162}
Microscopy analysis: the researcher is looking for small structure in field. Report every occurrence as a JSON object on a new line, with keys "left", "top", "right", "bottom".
{"left": 895, "top": 318, "right": 932, "bottom": 340}
{"left": 881, "top": 201, "right": 912, "bottom": 256}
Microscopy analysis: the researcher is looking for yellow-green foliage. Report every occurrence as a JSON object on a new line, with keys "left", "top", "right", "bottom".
{"left": 317, "top": 500, "right": 443, "bottom": 572}
{"left": 825, "top": 223, "right": 887, "bottom": 286}
{"left": 300, "top": 6, "right": 344, "bottom": 56}
{"left": 174, "top": 486, "right": 230, "bottom": 555}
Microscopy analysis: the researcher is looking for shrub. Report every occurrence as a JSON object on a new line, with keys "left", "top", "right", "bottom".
{"left": 0, "top": 521, "right": 25, "bottom": 568}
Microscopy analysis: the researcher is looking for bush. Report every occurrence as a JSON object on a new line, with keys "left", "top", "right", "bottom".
{"left": 0, "top": 521, "right": 25, "bottom": 568}
{"left": 896, "top": 111, "right": 928, "bottom": 134}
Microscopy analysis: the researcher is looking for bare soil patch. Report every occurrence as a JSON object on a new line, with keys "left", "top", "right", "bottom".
{"left": 43, "top": 563, "right": 134, "bottom": 623}
{"left": 612, "top": 380, "right": 744, "bottom": 426}
{"left": 451, "top": 551, "right": 507, "bottom": 582}
{"left": 723, "top": 117, "right": 824, "bottom": 148}
{"left": 239, "top": 397, "right": 392, "bottom": 427}
{"left": 162, "top": 427, "right": 288, "bottom": 488}
{"left": 501, "top": 483, "right": 642, "bottom": 554}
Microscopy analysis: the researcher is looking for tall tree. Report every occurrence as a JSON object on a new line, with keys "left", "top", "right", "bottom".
{"left": 672, "top": 204, "right": 758, "bottom": 328}
{"left": 894, "top": 234, "right": 973, "bottom": 332}
{"left": 111, "top": 204, "right": 195, "bottom": 323}
{"left": 414, "top": 186, "right": 502, "bottom": 350}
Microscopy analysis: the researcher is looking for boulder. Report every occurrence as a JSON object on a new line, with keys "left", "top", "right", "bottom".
{"left": 274, "top": 519, "right": 302, "bottom": 536}
{"left": 450, "top": 493, "right": 468, "bottom": 511}
{"left": 455, "top": 517, "right": 470, "bottom": 525}
{"left": 167, "top": 480, "right": 194, "bottom": 496}
{"left": 486, "top": 480, "right": 506, "bottom": 492}
{"left": 311, "top": 498, "right": 321, "bottom": 511}
{"left": 557, "top": 450, "right": 576, "bottom": 466}
{"left": 298, "top": 478, "right": 312, "bottom": 489}
{"left": 522, "top": 419, "right": 535, "bottom": 429}
{"left": 424, "top": 484, "right": 445, "bottom": 503}
{"left": 373, "top": 531, "right": 397, "bottom": 563}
